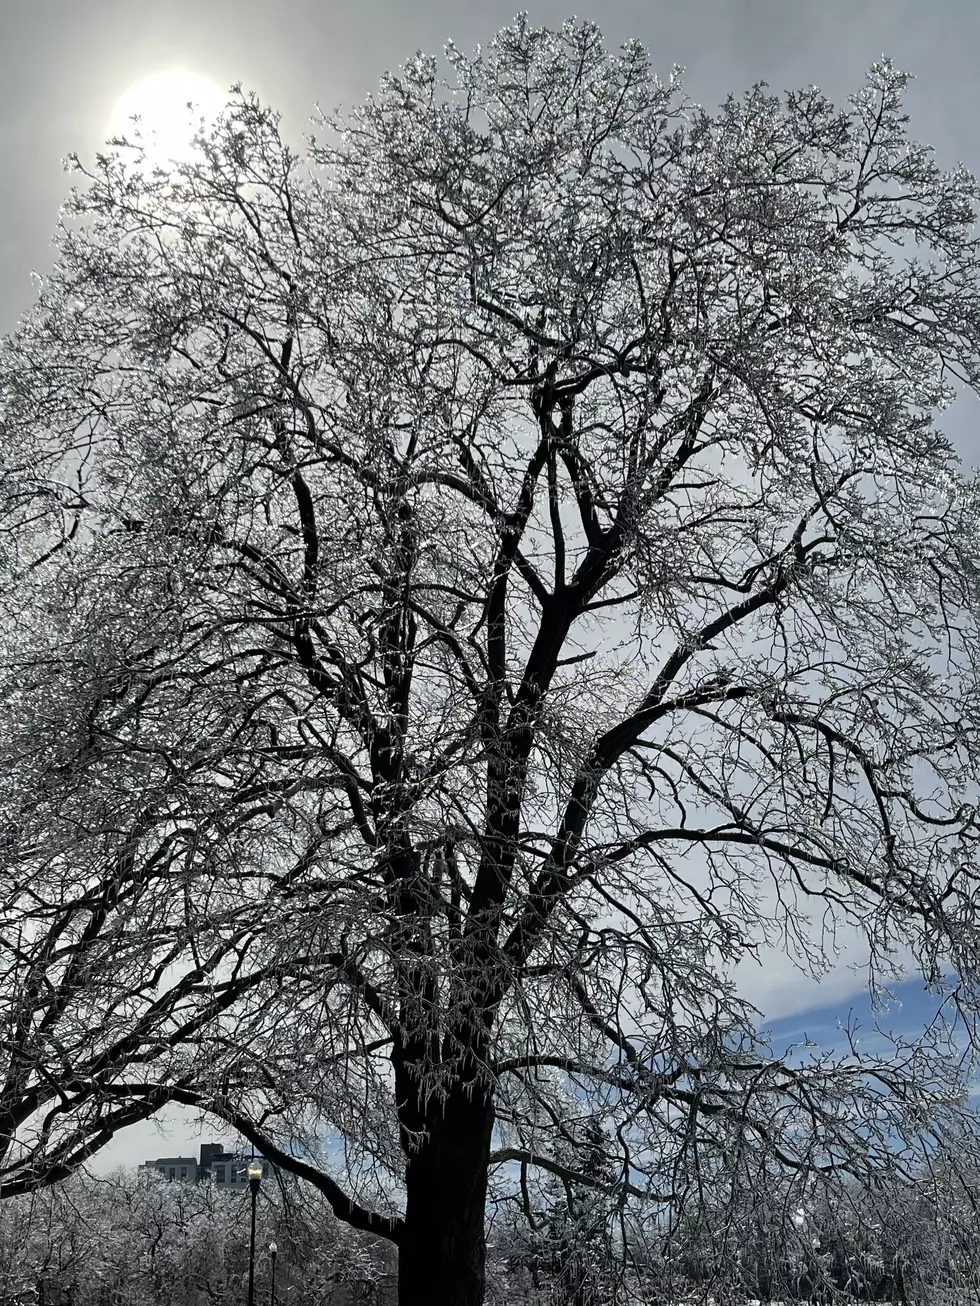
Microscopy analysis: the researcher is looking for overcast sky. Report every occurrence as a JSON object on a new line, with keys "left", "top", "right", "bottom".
{"left": 3, "top": 0, "right": 979, "bottom": 1171}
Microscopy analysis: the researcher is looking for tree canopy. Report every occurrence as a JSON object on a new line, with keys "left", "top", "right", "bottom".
{"left": 4, "top": 18, "right": 980, "bottom": 1306}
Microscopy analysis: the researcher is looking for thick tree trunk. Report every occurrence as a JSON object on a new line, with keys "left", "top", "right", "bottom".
{"left": 397, "top": 1083, "right": 495, "bottom": 1306}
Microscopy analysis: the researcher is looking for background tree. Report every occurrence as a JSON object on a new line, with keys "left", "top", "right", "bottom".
{"left": 5, "top": 16, "right": 980, "bottom": 1306}
{"left": 0, "top": 1167, "right": 394, "bottom": 1306}
{"left": 491, "top": 1118, "right": 626, "bottom": 1306}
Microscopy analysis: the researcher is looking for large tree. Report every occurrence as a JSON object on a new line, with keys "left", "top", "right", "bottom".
{"left": 5, "top": 18, "right": 980, "bottom": 1306}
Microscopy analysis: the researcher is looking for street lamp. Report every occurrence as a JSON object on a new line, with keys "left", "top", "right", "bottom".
{"left": 269, "top": 1242, "right": 278, "bottom": 1306}
{"left": 246, "top": 1158, "right": 263, "bottom": 1306}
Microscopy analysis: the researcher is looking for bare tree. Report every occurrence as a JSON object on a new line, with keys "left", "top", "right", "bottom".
{"left": 5, "top": 17, "right": 980, "bottom": 1306}
{"left": 0, "top": 1166, "right": 394, "bottom": 1306}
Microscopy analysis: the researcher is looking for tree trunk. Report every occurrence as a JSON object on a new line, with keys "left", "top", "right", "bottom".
{"left": 397, "top": 1083, "right": 495, "bottom": 1306}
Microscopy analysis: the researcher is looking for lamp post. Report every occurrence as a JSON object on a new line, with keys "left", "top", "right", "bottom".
{"left": 246, "top": 1158, "right": 263, "bottom": 1306}
{"left": 269, "top": 1242, "right": 278, "bottom": 1306}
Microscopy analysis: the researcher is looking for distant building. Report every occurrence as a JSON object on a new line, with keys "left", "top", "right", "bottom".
{"left": 198, "top": 1142, "right": 257, "bottom": 1188}
{"left": 139, "top": 1153, "right": 198, "bottom": 1184}
{"left": 140, "top": 1141, "right": 267, "bottom": 1187}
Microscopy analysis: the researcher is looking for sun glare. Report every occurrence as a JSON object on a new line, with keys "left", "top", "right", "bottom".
{"left": 109, "top": 67, "right": 227, "bottom": 167}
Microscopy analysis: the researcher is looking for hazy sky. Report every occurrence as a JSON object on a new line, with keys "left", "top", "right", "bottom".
{"left": 3, "top": 0, "right": 980, "bottom": 1170}
{"left": 6, "top": 0, "right": 980, "bottom": 343}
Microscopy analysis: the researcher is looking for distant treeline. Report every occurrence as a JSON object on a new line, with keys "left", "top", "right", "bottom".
{"left": 1, "top": 1151, "right": 978, "bottom": 1306}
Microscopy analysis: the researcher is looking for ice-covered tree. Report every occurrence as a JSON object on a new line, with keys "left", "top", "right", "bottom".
{"left": 5, "top": 17, "right": 980, "bottom": 1306}
{"left": 0, "top": 1167, "right": 392, "bottom": 1306}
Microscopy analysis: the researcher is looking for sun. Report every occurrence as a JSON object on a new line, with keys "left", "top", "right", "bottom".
{"left": 109, "top": 67, "right": 227, "bottom": 167}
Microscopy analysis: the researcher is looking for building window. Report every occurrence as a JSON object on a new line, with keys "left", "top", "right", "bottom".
{"left": 180, "top": 1167, "right": 188, "bottom": 1180}
{"left": 168, "top": 1168, "right": 176, "bottom": 1180}
{"left": 215, "top": 1166, "right": 225, "bottom": 1183}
